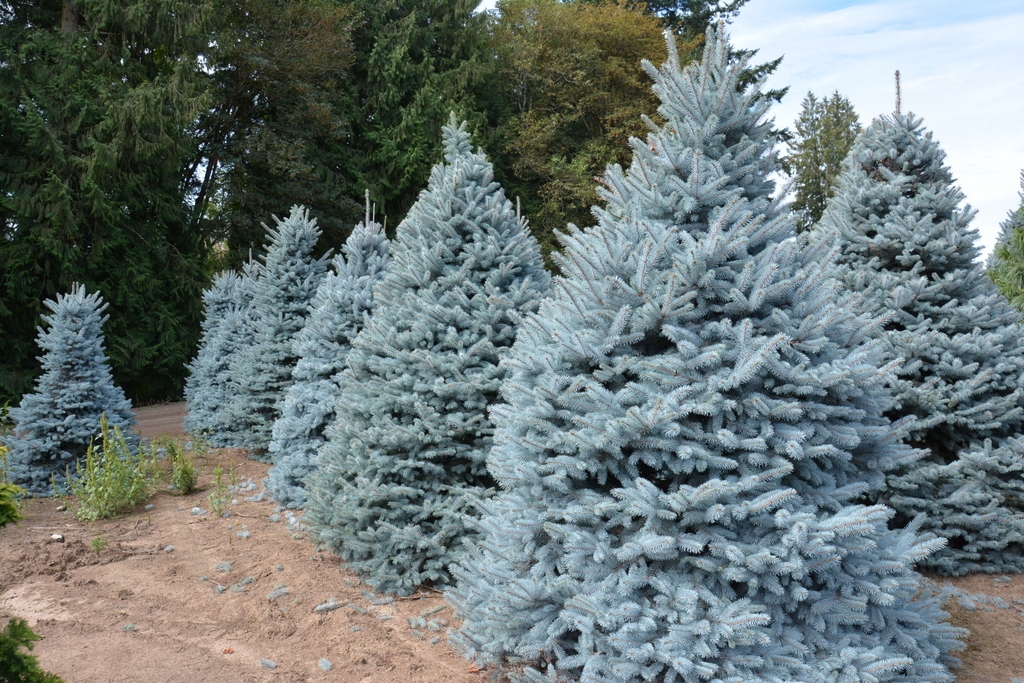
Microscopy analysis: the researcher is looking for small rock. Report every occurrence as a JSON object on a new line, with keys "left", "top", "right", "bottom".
{"left": 275, "top": 564, "right": 284, "bottom": 572}
{"left": 318, "top": 658, "right": 332, "bottom": 671}
{"left": 56, "top": 504, "right": 67, "bottom": 512}
{"left": 259, "top": 659, "right": 277, "bottom": 670}
{"left": 164, "top": 545, "right": 174, "bottom": 553}
{"left": 215, "top": 562, "right": 233, "bottom": 573}
{"left": 351, "top": 626, "right": 361, "bottom": 632}
{"left": 231, "top": 499, "right": 239, "bottom": 505}
{"left": 221, "top": 510, "right": 232, "bottom": 519}
{"left": 49, "top": 533, "right": 64, "bottom": 543}
{"left": 430, "top": 637, "right": 440, "bottom": 644}
{"left": 230, "top": 576, "right": 255, "bottom": 593}
{"left": 268, "top": 514, "right": 281, "bottom": 523}
{"left": 144, "top": 504, "right": 155, "bottom": 511}
{"left": 237, "top": 530, "right": 250, "bottom": 539}
{"left": 314, "top": 600, "right": 343, "bottom": 614}
{"left": 266, "top": 587, "right": 289, "bottom": 600}
{"left": 274, "top": 505, "right": 284, "bottom": 513}
{"left": 214, "top": 584, "right": 226, "bottom": 593}
{"left": 190, "top": 507, "right": 206, "bottom": 515}
{"left": 200, "top": 575, "right": 208, "bottom": 582}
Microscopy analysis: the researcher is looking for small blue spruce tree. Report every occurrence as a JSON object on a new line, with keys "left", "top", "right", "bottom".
{"left": 227, "top": 206, "right": 331, "bottom": 455}
{"left": 265, "top": 198, "right": 392, "bottom": 509}
{"left": 3, "top": 286, "right": 135, "bottom": 495}
{"left": 818, "top": 114, "right": 1024, "bottom": 575}
{"left": 448, "top": 30, "right": 963, "bottom": 682}
{"left": 185, "top": 262, "right": 261, "bottom": 448}
{"left": 184, "top": 270, "right": 243, "bottom": 436}
{"left": 305, "top": 117, "right": 551, "bottom": 596}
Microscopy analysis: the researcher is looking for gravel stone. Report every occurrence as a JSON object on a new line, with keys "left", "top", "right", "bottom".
{"left": 237, "top": 530, "right": 251, "bottom": 539}
{"left": 190, "top": 507, "right": 206, "bottom": 515}
{"left": 215, "top": 562, "right": 233, "bottom": 573}
{"left": 318, "top": 658, "right": 332, "bottom": 671}
{"left": 259, "top": 659, "right": 277, "bottom": 670}
{"left": 164, "top": 545, "right": 174, "bottom": 553}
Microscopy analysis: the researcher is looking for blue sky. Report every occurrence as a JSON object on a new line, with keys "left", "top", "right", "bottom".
{"left": 476, "top": 0, "right": 1024, "bottom": 256}
{"left": 729, "top": 0, "right": 1024, "bottom": 254}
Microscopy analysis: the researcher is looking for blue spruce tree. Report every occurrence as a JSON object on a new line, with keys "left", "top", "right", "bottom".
{"left": 818, "top": 114, "right": 1024, "bottom": 575}
{"left": 184, "top": 262, "right": 261, "bottom": 448}
{"left": 265, "top": 199, "right": 392, "bottom": 509}
{"left": 227, "top": 206, "right": 331, "bottom": 455}
{"left": 3, "top": 286, "right": 135, "bottom": 495}
{"left": 184, "top": 270, "right": 243, "bottom": 436}
{"left": 448, "top": 30, "right": 962, "bottom": 682}
{"left": 305, "top": 117, "right": 551, "bottom": 596}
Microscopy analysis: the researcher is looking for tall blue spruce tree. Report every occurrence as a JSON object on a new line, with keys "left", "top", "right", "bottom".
{"left": 448, "top": 30, "right": 962, "bottom": 682}
{"left": 227, "top": 206, "right": 331, "bottom": 455}
{"left": 184, "top": 270, "right": 243, "bottom": 436}
{"left": 3, "top": 286, "right": 135, "bottom": 495}
{"left": 817, "top": 114, "right": 1024, "bottom": 575}
{"left": 265, "top": 198, "right": 392, "bottom": 509}
{"left": 305, "top": 117, "right": 551, "bottom": 596}
{"left": 184, "top": 261, "right": 261, "bottom": 447}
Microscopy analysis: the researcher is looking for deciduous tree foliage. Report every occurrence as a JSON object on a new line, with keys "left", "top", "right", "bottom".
{"left": 449, "top": 30, "right": 962, "bottom": 682}
{"left": 490, "top": 0, "right": 676, "bottom": 260}
{"left": 0, "top": 0, "right": 212, "bottom": 404}
{"left": 306, "top": 118, "right": 550, "bottom": 595}
{"left": 818, "top": 114, "right": 1024, "bottom": 575}
{"left": 988, "top": 172, "right": 1024, "bottom": 310}
{"left": 2, "top": 286, "right": 135, "bottom": 496}
{"left": 784, "top": 91, "right": 861, "bottom": 230}
{"left": 265, "top": 199, "right": 391, "bottom": 509}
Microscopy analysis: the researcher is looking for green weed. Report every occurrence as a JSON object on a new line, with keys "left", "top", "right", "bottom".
{"left": 90, "top": 535, "right": 108, "bottom": 555}
{"left": 66, "top": 414, "right": 157, "bottom": 521}
{"left": 208, "top": 465, "right": 228, "bottom": 517}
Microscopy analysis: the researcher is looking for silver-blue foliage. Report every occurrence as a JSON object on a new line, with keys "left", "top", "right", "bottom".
{"left": 3, "top": 286, "right": 135, "bottom": 495}
{"left": 227, "top": 206, "right": 331, "bottom": 455}
{"left": 305, "top": 117, "right": 551, "bottom": 596}
{"left": 264, "top": 203, "right": 392, "bottom": 509}
{"left": 817, "top": 113, "right": 1024, "bottom": 575}
{"left": 448, "top": 30, "right": 963, "bottom": 683}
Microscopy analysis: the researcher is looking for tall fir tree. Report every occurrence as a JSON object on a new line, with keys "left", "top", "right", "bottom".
{"left": 817, "top": 115, "right": 1024, "bottom": 575}
{"left": 184, "top": 270, "right": 244, "bottom": 437}
{"left": 0, "top": 0, "right": 212, "bottom": 404}
{"left": 305, "top": 117, "right": 550, "bottom": 596}
{"left": 448, "top": 30, "right": 962, "bottom": 682}
{"left": 784, "top": 91, "right": 861, "bottom": 230}
{"left": 265, "top": 198, "right": 392, "bottom": 509}
{"left": 3, "top": 286, "right": 135, "bottom": 496}
{"left": 227, "top": 207, "right": 331, "bottom": 454}
{"left": 988, "top": 171, "right": 1024, "bottom": 310}
{"left": 197, "top": 261, "right": 261, "bottom": 448}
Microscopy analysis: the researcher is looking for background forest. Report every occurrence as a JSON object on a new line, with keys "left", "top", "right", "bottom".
{"left": 0, "top": 0, "right": 758, "bottom": 406}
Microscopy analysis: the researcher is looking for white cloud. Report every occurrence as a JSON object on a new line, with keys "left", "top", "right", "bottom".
{"left": 730, "top": 0, "right": 1024, "bottom": 255}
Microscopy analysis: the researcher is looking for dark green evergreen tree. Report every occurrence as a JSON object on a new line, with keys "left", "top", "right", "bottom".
{"left": 305, "top": 118, "right": 550, "bottom": 596}
{"left": 344, "top": 0, "right": 499, "bottom": 227}
{"left": 449, "top": 30, "right": 963, "bottom": 681}
{"left": 785, "top": 91, "right": 861, "bottom": 230}
{"left": 819, "top": 114, "right": 1024, "bottom": 575}
{"left": 191, "top": 0, "right": 362, "bottom": 263}
{"left": 988, "top": 172, "right": 1024, "bottom": 310}
{"left": 0, "top": 0, "right": 212, "bottom": 404}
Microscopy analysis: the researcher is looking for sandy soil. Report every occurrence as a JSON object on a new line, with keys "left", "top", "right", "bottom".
{"left": 1, "top": 402, "right": 1021, "bottom": 682}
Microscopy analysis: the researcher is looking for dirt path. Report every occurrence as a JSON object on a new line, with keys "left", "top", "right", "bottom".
{"left": 1, "top": 406, "right": 1021, "bottom": 681}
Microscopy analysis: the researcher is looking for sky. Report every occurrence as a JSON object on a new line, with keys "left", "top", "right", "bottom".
{"left": 475, "top": 0, "right": 1024, "bottom": 256}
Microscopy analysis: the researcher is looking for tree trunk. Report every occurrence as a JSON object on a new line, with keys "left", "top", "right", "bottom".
{"left": 60, "top": 1, "right": 79, "bottom": 33}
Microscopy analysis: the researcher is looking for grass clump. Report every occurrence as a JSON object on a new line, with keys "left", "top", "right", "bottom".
{"left": 65, "top": 415, "right": 157, "bottom": 522}
{"left": 167, "top": 442, "right": 198, "bottom": 495}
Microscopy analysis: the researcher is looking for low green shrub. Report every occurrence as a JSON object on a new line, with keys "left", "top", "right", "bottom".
{"left": 0, "top": 618, "right": 63, "bottom": 683}
{"left": 65, "top": 415, "right": 157, "bottom": 521}
{"left": 167, "top": 442, "right": 197, "bottom": 495}
{"left": 0, "top": 482, "right": 23, "bottom": 528}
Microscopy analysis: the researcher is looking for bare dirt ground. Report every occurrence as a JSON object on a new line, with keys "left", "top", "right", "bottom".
{"left": 1, "top": 402, "right": 1021, "bottom": 682}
